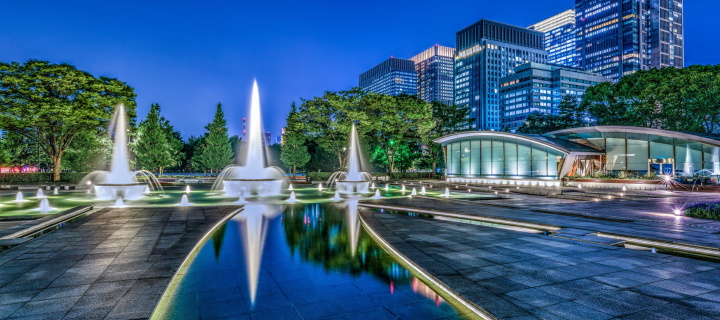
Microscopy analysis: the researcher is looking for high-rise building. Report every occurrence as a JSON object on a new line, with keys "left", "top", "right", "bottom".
{"left": 529, "top": 9, "right": 578, "bottom": 67}
{"left": 455, "top": 19, "right": 548, "bottom": 130}
{"left": 410, "top": 45, "right": 455, "bottom": 104}
{"left": 499, "top": 62, "right": 610, "bottom": 132}
{"left": 359, "top": 57, "right": 417, "bottom": 96}
{"left": 575, "top": 0, "right": 683, "bottom": 81}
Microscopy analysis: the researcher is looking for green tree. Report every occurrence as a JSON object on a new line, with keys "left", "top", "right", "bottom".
{"left": 364, "top": 94, "right": 433, "bottom": 177}
{"left": 131, "top": 104, "right": 183, "bottom": 175}
{"left": 421, "top": 101, "right": 470, "bottom": 173}
{"left": 196, "top": 103, "right": 234, "bottom": 175}
{"left": 518, "top": 95, "right": 585, "bottom": 134}
{"left": 0, "top": 60, "right": 136, "bottom": 180}
{"left": 62, "top": 131, "right": 112, "bottom": 172}
{"left": 281, "top": 102, "right": 310, "bottom": 179}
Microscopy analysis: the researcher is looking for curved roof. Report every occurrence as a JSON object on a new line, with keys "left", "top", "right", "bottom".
{"left": 434, "top": 131, "right": 603, "bottom": 155}
{"left": 546, "top": 126, "right": 720, "bottom": 148}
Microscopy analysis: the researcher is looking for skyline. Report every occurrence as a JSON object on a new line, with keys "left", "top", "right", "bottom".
{"left": 2, "top": 0, "right": 718, "bottom": 140}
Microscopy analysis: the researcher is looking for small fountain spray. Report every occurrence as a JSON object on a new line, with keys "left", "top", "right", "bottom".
{"left": 401, "top": 185, "right": 406, "bottom": 193}
{"left": 421, "top": 186, "right": 426, "bottom": 195}
{"left": 287, "top": 191, "right": 297, "bottom": 204}
{"left": 36, "top": 189, "right": 45, "bottom": 198}
{"left": 371, "top": 183, "right": 376, "bottom": 189}
{"left": 385, "top": 184, "right": 390, "bottom": 191}
{"left": 443, "top": 188, "right": 450, "bottom": 198}
{"left": 622, "top": 186, "right": 627, "bottom": 191}
{"left": 144, "top": 185, "right": 151, "bottom": 194}
{"left": 38, "top": 198, "right": 52, "bottom": 213}
{"left": 288, "top": 184, "right": 293, "bottom": 191}
{"left": 234, "top": 193, "right": 247, "bottom": 205}
{"left": 371, "top": 190, "right": 382, "bottom": 199}
{"left": 112, "top": 197, "right": 126, "bottom": 208}
{"left": 185, "top": 185, "right": 191, "bottom": 193}
{"left": 53, "top": 187, "right": 59, "bottom": 195}
{"left": 332, "top": 191, "right": 342, "bottom": 202}
{"left": 177, "top": 194, "right": 193, "bottom": 206}
{"left": 318, "top": 184, "right": 323, "bottom": 192}
{"left": 578, "top": 184, "right": 582, "bottom": 189}
{"left": 411, "top": 188, "right": 417, "bottom": 196}
{"left": 15, "top": 192, "right": 27, "bottom": 203}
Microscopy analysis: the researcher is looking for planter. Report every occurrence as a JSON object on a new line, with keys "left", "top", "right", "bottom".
{"left": 563, "top": 178, "right": 661, "bottom": 184}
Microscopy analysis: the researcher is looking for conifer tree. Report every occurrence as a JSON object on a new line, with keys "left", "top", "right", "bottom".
{"left": 132, "top": 103, "right": 182, "bottom": 175}
{"left": 280, "top": 102, "right": 310, "bottom": 179}
{"left": 197, "top": 103, "right": 234, "bottom": 175}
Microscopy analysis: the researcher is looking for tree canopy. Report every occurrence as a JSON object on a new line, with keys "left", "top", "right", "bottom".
{"left": 280, "top": 102, "right": 310, "bottom": 179}
{"left": 193, "top": 103, "right": 234, "bottom": 174}
{"left": 131, "top": 103, "right": 183, "bottom": 175}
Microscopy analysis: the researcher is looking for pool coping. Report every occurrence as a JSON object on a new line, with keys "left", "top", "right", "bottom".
{"left": 0, "top": 205, "right": 95, "bottom": 240}
{"left": 149, "top": 206, "right": 245, "bottom": 319}
{"left": 357, "top": 209, "right": 497, "bottom": 320}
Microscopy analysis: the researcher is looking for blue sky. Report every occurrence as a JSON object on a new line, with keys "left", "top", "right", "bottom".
{"left": 2, "top": 0, "right": 718, "bottom": 140}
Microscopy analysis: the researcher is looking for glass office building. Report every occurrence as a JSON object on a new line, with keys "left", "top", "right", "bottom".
{"left": 454, "top": 19, "right": 548, "bottom": 131}
{"left": 437, "top": 126, "right": 720, "bottom": 180}
{"left": 359, "top": 58, "right": 417, "bottom": 96}
{"left": 529, "top": 9, "right": 579, "bottom": 67}
{"left": 410, "top": 45, "right": 455, "bottom": 104}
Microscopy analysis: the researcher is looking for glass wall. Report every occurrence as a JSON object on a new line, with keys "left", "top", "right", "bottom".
{"left": 554, "top": 131, "right": 720, "bottom": 176}
{"left": 445, "top": 136, "right": 565, "bottom": 178}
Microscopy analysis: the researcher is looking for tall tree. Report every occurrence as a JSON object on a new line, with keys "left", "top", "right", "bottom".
{"left": 0, "top": 60, "right": 136, "bottom": 180}
{"left": 62, "top": 130, "right": 112, "bottom": 172}
{"left": 518, "top": 95, "right": 585, "bottom": 134}
{"left": 196, "top": 103, "right": 234, "bottom": 175}
{"left": 132, "top": 104, "right": 182, "bottom": 175}
{"left": 365, "top": 94, "right": 434, "bottom": 177}
{"left": 281, "top": 102, "right": 310, "bottom": 179}
{"left": 421, "top": 101, "right": 470, "bottom": 173}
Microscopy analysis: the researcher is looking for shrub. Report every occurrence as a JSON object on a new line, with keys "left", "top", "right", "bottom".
{"left": 305, "top": 171, "right": 440, "bottom": 181}
{"left": 616, "top": 171, "right": 628, "bottom": 179}
{"left": 683, "top": 202, "right": 720, "bottom": 219}
{"left": 0, "top": 173, "right": 87, "bottom": 184}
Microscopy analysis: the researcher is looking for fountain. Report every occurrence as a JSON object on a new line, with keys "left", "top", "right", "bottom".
{"left": 53, "top": 187, "right": 59, "bottom": 195}
{"left": 214, "top": 81, "right": 285, "bottom": 197}
{"left": 111, "top": 197, "right": 126, "bottom": 208}
{"left": 332, "top": 191, "right": 342, "bottom": 202}
{"left": 401, "top": 185, "right": 406, "bottom": 193}
{"left": 370, "top": 189, "right": 383, "bottom": 199}
{"left": 36, "top": 189, "right": 45, "bottom": 198}
{"left": 411, "top": 188, "right": 417, "bottom": 196}
{"left": 421, "top": 186, "right": 426, "bottom": 195}
{"left": 177, "top": 194, "right": 193, "bottom": 206}
{"left": 15, "top": 192, "right": 27, "bottom": 203}
{"left": 443, "top": 188, "right": 450, "bottom": 198}
{"left": 235, "top": 204, "right": 281, "bottom": 305}
{"left": 318, "top": 184, "right": 323, "bottom": 192}
{"left": 81, "top": 104, "right": 162, "bottom": 200}
{"left": 327, "top": 124, "right": 372, "bottom": 194}
{"left": 385, "top": 185, "right": 389, "bottom": 191}
{"left": 287, "top": 192, "right": 297, "bottom": 204}
{"left": 234, "top": 193, "right": 247, "bottom": 205}
{"left": 38, "top": 198, "right": 52, "bottom": 213}
{"left": 288, "top": 184, "right": 293, "bottom": 191}
{"left": 185, "top": 185, "right": 191, "bottom": 193}
{"left": 371, "top": 183, "right": 375, "bottom": 189}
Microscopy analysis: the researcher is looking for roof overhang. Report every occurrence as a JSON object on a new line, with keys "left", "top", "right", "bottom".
{"left": 434, "top": 131, "right": 589, "bottom": 155}
{"left": 546, "top": 126, "right": 720, "bottom": 149}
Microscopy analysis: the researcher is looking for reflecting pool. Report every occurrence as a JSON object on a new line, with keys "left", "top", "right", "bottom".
{"left": 152, "top": 202, "right": 468, "bottom": 319}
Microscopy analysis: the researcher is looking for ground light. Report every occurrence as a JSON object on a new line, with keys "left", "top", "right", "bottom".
{"left": 674, "top": 209, "right": 682, "bottom": 215}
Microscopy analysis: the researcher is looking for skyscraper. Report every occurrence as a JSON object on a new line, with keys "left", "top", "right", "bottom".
{"left": 575, "top": 0, "right": 683, "bottom": 81}
{"left": 529, "top": 9, "right": 578, "bottom": 67}
{"left": 359, "top": 57, "right": 417, "bottom": 96}
{"left": 455, "top": 19, "right": 547, "bottom": 130}
{"left": 410, "top": 45, "right": 455, "bottom": 104}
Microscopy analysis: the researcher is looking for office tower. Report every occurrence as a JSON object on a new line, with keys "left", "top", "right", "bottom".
{"left": 455, "top": 19, "right": 548, "bottom": 130}
{"left": 499, "top": 62, "right": 610, "bottom": 132}
{"left": 575, "top": 0, "right": 683, "bottom": 81}
{"left": 410, "top": 45, "right": 456, "bottom": 104}
{"left": 529, "top": 9, "right": 578, "bottom": 67}
{"left": 359, "top": 57, "right": 417, "bottom": 96}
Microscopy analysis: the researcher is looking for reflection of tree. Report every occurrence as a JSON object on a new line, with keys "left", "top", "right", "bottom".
{"left": 282, "top": 203, "right": 410, "bottom": 283}
{"left": 210, "top": 223, "right": 227, "bottom": 261}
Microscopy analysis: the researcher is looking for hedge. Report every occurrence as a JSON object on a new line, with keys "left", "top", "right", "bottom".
{"left": 683, "top": 202, "right": 720, "bottom": 220}
{"left": 0, "top": 173, "right": 88, "bottom": 184}
{"left": 306, "top": 172, "right": 440, "bottom": 181}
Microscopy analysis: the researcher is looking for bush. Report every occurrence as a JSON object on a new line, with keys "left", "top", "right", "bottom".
{"left": 0, "top": 173, "right": 87, "bottom": 184}
{"left": 305, "top": 171, "right": 440, "bottom": 181}
{"left": 306, "top": 172, "right": 334, "bottom": 181}
{"left": 683, "top": 202, "right": 720, "bottom": 219}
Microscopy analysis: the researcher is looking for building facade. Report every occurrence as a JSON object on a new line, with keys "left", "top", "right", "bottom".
{"left": 575, "top": 0, "right": 684, "bottom": 81}
{"left": 410, "top": 45, "right": 455, "bottom": 104}
{"left": 529, "top": 9, "right": 578, "bottom": 67}
{"left": 359, "top": 57, "right": 417, "bottom": 96}
{"left": 454, "top": 19, "right": 548, "bottom": 131}
{"left": 437, "top": 126, "right": 720, "bottom": 181}
{"left": 499, "top": 63, "right": 609, "bottom": 132}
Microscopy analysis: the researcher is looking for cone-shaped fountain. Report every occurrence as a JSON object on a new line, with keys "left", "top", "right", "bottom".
{"left": 385, "top": 184, "right": 390, "bottom": 191}
{"left": 176, "top": 194, "right": 193, "bottom": 206}
{"left": 328, "top": 124, "right": 372, "bottom": 194}
{"left": 421, "top": 186, "right": 426, "bottom": 195}
{"left": 38, "top": 198, "right": 52, "bottom": 213}
{"left": 287, "top": 191, "right": 297, "bottom": 204}
{"left": 111, "top": 197, "right": 126, "bottom": 208}
{"left": 36, "top": 189, "right": 45, "bottom": 198}
{"left": 15, "top": 192, "right": 27, "bottom": 203}
{"left": 234, "top": 193, "right": 247, "bottom": 205}
{"left": 288, "top": 184, "right": 293, "bottom": 191}
{"left": 214, "top": 81, "right": 285, "bottom": 197}
{"left": 81, "top": 104, "right": 162, "bottom": 200}
{"left": 444, "top": 188, "right": 450, "bottom": 198}
{"left": 185, "top": 185, "right": 191, "bottom": 193}
{"left": 332, "top": 191, "right": 342, "bottom": 202}
{"left": 401, "top": 185, "right": 406, "bottom": 193}
{"left": 53, "top": 187, "right": 59, "bottom": 195}
{"left": 371, "top": 183, "right": 376, "bottom": 189}
{"left": 371, "top": 189, "right": 382, "bottom": 199}
{"left": 318, "top": 184, "right": 323, "bottom": 192}
{"left": 411, "top": 188, "right": 417, "bottom": 196}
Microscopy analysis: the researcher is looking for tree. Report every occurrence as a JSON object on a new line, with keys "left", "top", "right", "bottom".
{"left": 421, "top": 101, "right": 470, "bottom": 173}
{"left": 131, "top": 103, "right": 182, "bottom": 175}
{"left": 195, "top": 103, "right": 234, "bottom": 175}
{"left": 364, "top": 94, "right": 433, "bottom": 177}
{"left": 0, "top": 60, "right": 136, "bottom": 180}
{"left": 281, "top": 102, "right": 310, "bottom": 179}
{"left": 518, "top": 95, "right": 585, "bottom": 134}
{"left": 62, "top": 131, "right": 112, "bottom": 172}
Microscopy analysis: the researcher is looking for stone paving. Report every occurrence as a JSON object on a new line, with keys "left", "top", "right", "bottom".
{"left": 0, "top": 205, "right": 239, "bottom": 320}
{"left": 368, "top": 194, "right": 720, "bottom": 249}
{"left": 360, "top": 208, "right": 720, "bottom": 319}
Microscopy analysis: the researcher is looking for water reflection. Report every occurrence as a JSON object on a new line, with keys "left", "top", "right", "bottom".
{"left": 234, "top": 204, "right": 281, "bottom": 305}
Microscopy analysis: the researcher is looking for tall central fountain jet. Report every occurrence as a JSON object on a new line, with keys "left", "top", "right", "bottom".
{"left": 215, "top": 80, "right": 285, "bottom": 197}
